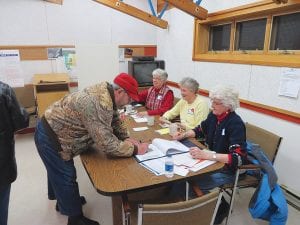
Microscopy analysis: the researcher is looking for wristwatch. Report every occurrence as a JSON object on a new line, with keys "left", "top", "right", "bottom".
{"left": 212, "top": 153, "right": 217, "bottom": 160}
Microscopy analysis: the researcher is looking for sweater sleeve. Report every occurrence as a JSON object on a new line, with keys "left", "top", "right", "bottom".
{"left": 226, "top": 121, "right": 247, "bottom": 170}
{"left": 162, "top": 99, "right": 182, "bottom": 120}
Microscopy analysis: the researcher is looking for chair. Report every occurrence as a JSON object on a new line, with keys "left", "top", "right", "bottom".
{"left": 245, "top": 122, "right": 282, "bottom": 163}
{"left": 222, "top": 122, "right": 282, "bottom": 225}
{"left": 122, "top": 187, "right": 223, "bottom": 225}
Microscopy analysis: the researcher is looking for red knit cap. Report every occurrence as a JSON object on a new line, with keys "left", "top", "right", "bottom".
{"left": 114, "top": 73, "right": 139, "bottom": 101}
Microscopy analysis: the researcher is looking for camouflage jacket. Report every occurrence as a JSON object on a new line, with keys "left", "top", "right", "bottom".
{"left": 44, "top": 82, "right": 134, "bottom": 160}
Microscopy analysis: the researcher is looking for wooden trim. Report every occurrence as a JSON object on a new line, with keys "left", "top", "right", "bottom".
{"left": 264, "top": 15, "right": 272, "bottom": 53}
{"left": 157, "top": 0, "right": 173, "bottom": 13}
{"left": 119, "top": 45, "right": 156, "bottom": 48}
{"left": 0, "top": 45, "right": 75, "bottom": 60}
{"left": 44, "top": 0, "right": 63, "bottom": 5}
{"left": 93, "top": 0, "right": 168, "bottom": 29}
{"left": 193, "top": 1, "right": 300, "bottom": 67}
{"left": 193, "top": 53, "right": 300, "bottom": 67}
{"left": 165, "top": 0, "right": 208, "bottom": 20}
{"left": 201, "top": 0, "right": 300, "bottom": 24}
{"left": 119, "top": 45, "right": 157, "bottom": 58}
{"left": 166, "top": 81, "right": 300, "bottom": 124}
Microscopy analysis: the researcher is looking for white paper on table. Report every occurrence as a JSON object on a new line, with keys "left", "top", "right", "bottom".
{"left": 133, "top": 127, "right": 148, "bottom": 131}
{"left": 173, "top": 152, "right": 199, "bottom": 168}
{"left": 190, "top": 160, "right": 216, "bottom": 172}
{"left": 133, "top": 117, "right": 148, "bottom": 123}
{"left": 140, "top": 158, "right": 165, "bottom": 176}
{"left": 174, "top": 165, "right": 189, "bottom": 176}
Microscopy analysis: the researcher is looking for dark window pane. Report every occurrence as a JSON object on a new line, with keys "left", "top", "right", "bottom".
{"left": 235, "top": 18, "right": 267, "bottom": 50}
{"left": 209, "top": 24, "right": 231, "bottom": 51}
{"left": 270, "top": 12, "right": 300, "bottom": 50}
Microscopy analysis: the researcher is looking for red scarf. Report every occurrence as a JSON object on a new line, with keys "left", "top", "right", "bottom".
{"left": 216, "top": 111, "right": 231, "bottom": 124}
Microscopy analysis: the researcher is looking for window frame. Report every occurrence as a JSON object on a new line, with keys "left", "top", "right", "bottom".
{"left": 193, "top": 1, "right": 300, "bottom": 67}
{"left": 208, "top": 23, "right": 232, "bottom": 52}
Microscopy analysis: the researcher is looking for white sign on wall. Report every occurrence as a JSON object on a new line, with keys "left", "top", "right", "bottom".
{"left": 0, "top": 50, "right": 24, "bottom": 87}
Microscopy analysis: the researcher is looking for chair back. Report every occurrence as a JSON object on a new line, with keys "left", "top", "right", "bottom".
{"left": 245, "top": 123, "right": 282, "bottom": 163}
{"left": 137, "top": 190, "right": 221, "bottom": 225}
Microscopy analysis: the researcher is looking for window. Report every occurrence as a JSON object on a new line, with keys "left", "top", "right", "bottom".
{"left": 209, "top": 24, "right": 231, "bottom": 51}
{"left": 235, "top": 18, "right": 267, "bottom": 51}
{"left": 193, "top": 1, "right": 300, "bottom": 67}
{"left": 270, "top": 12, "right": 300, "bottom": 50}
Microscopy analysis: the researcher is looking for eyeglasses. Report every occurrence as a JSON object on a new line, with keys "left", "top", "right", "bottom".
{"left": 210, "top": 99, "right": 223, "bottom": 106}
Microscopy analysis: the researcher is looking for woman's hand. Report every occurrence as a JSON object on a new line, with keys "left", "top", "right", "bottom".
{"left": 159, "top": 116, "right": 171, "bottom": 125}
{"left": 172, "top": 131, "right": 185, "bottom": 140}
{"left": 189, "top": 147, "right": 212, "bottom": 160}
{"left": 176, "top": 122, "right": 186, "bottom": 132}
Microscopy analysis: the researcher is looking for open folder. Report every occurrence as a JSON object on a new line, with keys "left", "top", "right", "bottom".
{"left": 135, "top": 138, "right": 216, "bottom": 176}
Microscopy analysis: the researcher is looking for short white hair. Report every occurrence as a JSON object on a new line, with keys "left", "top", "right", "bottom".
{"left": 152, "top": 68, "right": 168, "bottom": 82}
{"left": 209, "top": 85, "right": 240, "bottom": 111}
{"left": 179, "top": 77, "right": 199, "bottom": 93}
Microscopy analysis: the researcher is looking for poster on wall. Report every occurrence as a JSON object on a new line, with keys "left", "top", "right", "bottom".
{"left": 0, "top": 50, "right": 24, "bottom": 87}
{"left": 54, "top": 48, "right": 78, "bottom": 81}
{"left": 47, "top": 48, "right": 63, "bottom": 59}
{"left": 278, "top": 67, "right": 300, "bottom": 98}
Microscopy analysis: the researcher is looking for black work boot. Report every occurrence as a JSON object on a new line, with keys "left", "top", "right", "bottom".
{"left": 56, "top": 196, "right": 87, "bottom": 212}
{"left": 67, "top": 215, "right": 100, "bottom": 225}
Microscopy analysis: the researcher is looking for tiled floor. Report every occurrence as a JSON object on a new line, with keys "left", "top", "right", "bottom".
{"left": 7, "top": 133, "right": 300, "bottom": 225}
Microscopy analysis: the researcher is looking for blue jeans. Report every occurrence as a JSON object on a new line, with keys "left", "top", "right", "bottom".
{"left": 34, "top": 121, "right": 82, "bottom": 216}
{"left": 0, "top": 184, "right": 11, "bottom": 225}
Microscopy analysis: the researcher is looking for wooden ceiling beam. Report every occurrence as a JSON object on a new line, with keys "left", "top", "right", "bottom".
{"left": 164, "top": 0, "right": 208, "bottom": 20}
{"left": 273, "top": 0, "right": 288, "bottom": 3}
{"left": 93, "top": 0, "right": 168, "bottom": 29}
{"left": 44, "top": 0, "right": 63, "bottom": 5}
{"left": 157, "top": 0, "right": 173, "bottom": 13}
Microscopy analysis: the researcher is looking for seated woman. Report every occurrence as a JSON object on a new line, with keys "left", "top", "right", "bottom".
{"left": 160, "top": 77, "right": 209, "bottom": 130}
{"left": 137, "top": 68, "right": 174, "bottom": 116}
{"left": 172, "top": 85, "right": 248, "bottom": 224}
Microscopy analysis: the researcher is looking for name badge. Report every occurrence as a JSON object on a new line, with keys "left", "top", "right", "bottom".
{"left": 222, "top": 128, "right": 225, "bottom": 136}
{"left": 187, "top": 108, "right": 194, "bottom": 115}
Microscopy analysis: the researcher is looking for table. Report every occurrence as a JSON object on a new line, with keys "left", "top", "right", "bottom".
{"left": 80, "top": 114, "right": 224, "bottom": 225}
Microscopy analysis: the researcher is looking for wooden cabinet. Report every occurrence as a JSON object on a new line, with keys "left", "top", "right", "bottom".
{"left": 33, "top": 73, "right": 70, "bottom": 117}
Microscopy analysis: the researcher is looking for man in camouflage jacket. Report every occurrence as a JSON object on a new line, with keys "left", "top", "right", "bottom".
{"left": 34, "top": 73, "right": 148, "bottom": 225}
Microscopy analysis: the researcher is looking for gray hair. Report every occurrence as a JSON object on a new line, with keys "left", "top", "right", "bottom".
{"left": 152, "top": 68, "right": 168, "bottom": 82}
{"left": 112, "top": 83, "right": 121, "bottom": 90}
{"left": 209, "top": 85, "right": 240, "bottom": 111}
{"left": 179, "top": 77, "right": 199, "bottom": 93}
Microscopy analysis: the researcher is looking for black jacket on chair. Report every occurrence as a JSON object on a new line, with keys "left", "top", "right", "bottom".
{"left": 0, "top": 81, "right": 29, "bottom": 186}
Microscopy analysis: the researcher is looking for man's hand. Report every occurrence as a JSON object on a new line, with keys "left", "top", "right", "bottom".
{"left": 137, "top": 143, "right": 149, "bottom": 155}
{"left": 125, "top": 138, "right": 140, "bottom": 146}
